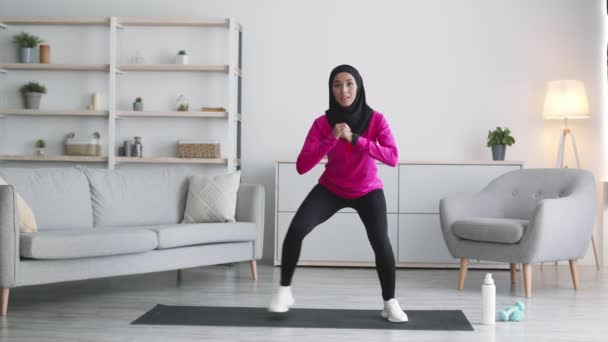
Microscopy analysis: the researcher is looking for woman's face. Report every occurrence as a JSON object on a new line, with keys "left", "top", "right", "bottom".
{"left": 332, "top": 72, "right": 358, "bottom": 108}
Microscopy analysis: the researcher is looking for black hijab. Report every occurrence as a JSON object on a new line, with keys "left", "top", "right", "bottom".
{"left": 325, "top": 64, "right": 373, "bottom": 135}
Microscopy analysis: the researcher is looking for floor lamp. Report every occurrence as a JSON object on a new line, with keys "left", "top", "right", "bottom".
{"left": 542, "top": 80, "right": 600, "bottom": 270}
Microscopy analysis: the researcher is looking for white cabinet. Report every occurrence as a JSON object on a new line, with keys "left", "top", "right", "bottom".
{"left": 275, "top": 161, "right": 523, "bottom": 268}
{"left": 399, "top": 164, "right": 521, "bottom": 213}
{"left": 277, "top": 162, "right": 398, "bottom": 213}
{"left": 277, "top": 212, "right": 398, "bottom": 263}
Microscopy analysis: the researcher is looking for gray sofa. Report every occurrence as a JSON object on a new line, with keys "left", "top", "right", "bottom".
{"left": 0, "top": 166, "right": 265, "bottom": 316}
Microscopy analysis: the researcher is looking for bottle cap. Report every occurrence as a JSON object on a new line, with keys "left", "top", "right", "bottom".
{"left": 484, "top": 273, "right": 494, "bottom": 285}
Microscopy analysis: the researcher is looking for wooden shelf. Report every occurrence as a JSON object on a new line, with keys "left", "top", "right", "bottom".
{"left": 0, "top": 17, "right": 110, "bottom": 26}
{"left": 117, "top": 64, "right": 229, "bottom": 73}
{"left": 115, "top": 157, "right": 229, "bottom": 165}
{"left": 0, "top": 63, "right": 109, "bottom": 71}
{"left": 0, "top": 109, "right": 108, "bottom": 117}
{"left": 116, "top": 110, "right": 228, "bottom": 119}
{"left": 0, "top": 155, "right": 108, "bottom": 162}
{"left": 118, "top": 18, "right": 230, "bottom": 28}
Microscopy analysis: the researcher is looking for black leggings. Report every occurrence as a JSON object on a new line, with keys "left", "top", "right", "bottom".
{"left": 280, "top": 184, "right": 396, "bottom": 301}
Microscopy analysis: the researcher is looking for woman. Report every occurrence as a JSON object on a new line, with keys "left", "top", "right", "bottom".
{"left": 268, "top": 65, "right": 407, "bottom": 323}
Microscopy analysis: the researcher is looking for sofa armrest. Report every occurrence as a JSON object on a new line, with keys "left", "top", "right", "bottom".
{"left": 236, "top": 183, "right": 265, "bottom": 259}
{"left": 519, "top": 191, "right": 597, "bottom": 263}
{"left": 439, "top": 192, "right": 503, "bottom": 255}
{"left": 0, "top": 185, "right": 19, "bottom": 288}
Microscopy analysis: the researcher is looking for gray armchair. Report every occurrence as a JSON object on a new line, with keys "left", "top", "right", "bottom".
{"left": 439, "top": 168, "right": 596, "bottom": 297}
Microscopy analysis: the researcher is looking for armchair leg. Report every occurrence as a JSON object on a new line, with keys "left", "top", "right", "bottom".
{"left": 522, "top": 264, "right": 532, "bottom": 298}
{"left": 458, "top": 258, "right": 469, "bottom": 290}
{"left": 591, "top": 236, "right": 600, "bottom": 271}
{"left": 569, "top": 259, "right": 579, "bottom": 290}
{"left": 250, "top": 260, "right": 258, "bottom": 281}
{"left": 1, "top": 288, "right": 8, "bottom": 316}
{"left": 510, "top": 263, "right": 517, "bottom": 285}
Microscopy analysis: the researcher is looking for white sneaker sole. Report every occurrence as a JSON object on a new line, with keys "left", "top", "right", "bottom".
{"left": 268, "top": 298, "right": 295, "bottom": 313}
{"left": 381, "top": 309, "right": 409, "bottom": 323}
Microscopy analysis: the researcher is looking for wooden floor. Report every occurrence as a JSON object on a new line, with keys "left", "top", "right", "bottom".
{"left": 0, "top": 263, "right": 606, "bottom": 341}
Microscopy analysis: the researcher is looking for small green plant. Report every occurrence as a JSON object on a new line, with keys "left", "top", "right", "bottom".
{"left": 19, "top": 81, "right": 47, "bottom": 94}
{"left": 177, "top": 103, "right": 189, "bottom": 111}
{"left": 35, "top": 139, "right": 46, "bottom": 149}
{"left": 487, "top": 127, "right": 515, "bottom": 147}
{"left": 178, "top": 50, "right": 187, "bottom": 55}
{"left": 135, "top": 97, "right": 142, "bottom": 102}
{"left": 12, "top": 32, "right": 44, "bottom": 48}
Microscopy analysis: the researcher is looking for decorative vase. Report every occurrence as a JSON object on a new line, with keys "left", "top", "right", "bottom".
{"left": 19, "top": 47, "right": 33, "bottom": 63}
{"left": 491, "top": 144, "right": 506, "bottom": 161}
{"left": 176, "top": 94, "right": 189, "bottom": 111}
{"left": 176, "top": 54, "right": 188, "bottom": 65}
{"left": 35, "top": 148, "right": 45, "bottom": 156}
{"left": 40, "top": 44, "right": 50, "bottom": 63}
{"left": 133, "top": 101, "right": 143, "bottom": 111}
{"left": 23, "top": 92, "right": 43, "bottom": 109}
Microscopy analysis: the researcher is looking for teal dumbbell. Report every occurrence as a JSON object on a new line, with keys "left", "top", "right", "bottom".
{"left": 499, "top": 301, "right": 526, "bottom": 322}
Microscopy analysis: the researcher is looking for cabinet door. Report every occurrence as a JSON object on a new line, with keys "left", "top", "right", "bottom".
{"left": 277, "top": 162, "right": 398, "bottom": 213}
{"left": 399, "top": 164, "right": 521, "bottom": 213}
{"left": 276, "top": 212, "right": 398, "bottom": 262}
{"left": 398, "top": 214, "right": 458, "bottom": 263}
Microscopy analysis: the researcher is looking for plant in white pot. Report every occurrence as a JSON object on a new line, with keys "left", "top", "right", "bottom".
{"left": 487, "top": 127, "right": 515, "bottom": 161}
{"left": 176, "top": 50, "right": 188, "bottom": 65}
{"left": 12, "top": 32, "right": 44, "bottom": 63}
{"left": 133, "top": 97, "right": 143, "bottom": 111}
{"left": 34, "top": 139, "right": 46, "bottom": 156}
{"left": 19, "top": 81, "right": 47, "bottom": 109}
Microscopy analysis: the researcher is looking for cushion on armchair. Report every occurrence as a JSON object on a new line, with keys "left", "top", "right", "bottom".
{"left": 452, "top": 217, "right": 528, "bottom": 244}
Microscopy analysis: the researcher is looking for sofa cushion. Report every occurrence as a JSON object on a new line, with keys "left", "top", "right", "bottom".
{"left": 0, "top": 177, "right": 37, "bottom": 233}
{"left": 182, "top": 171, "right": 241, "bottom": 223}
{"left": 141, "top": 222, "right": 257, "bottom": 249}
{"left": 20, "top": 227, "right": 158, "bottom": 259}
{"left": 0, "top": 167, "right": 93, "bottom": 230}
{"left": 80, "top": 166, "right": 192, "bottom": 227}
{"left": 452, "top": 218, "right": 528, "bottom": 244}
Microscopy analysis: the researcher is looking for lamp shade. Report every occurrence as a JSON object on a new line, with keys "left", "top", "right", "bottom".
{"left": 542, "top": 80, "right": 590, "bottom": 119}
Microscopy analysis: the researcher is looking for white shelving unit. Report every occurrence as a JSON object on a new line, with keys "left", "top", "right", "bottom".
{"left": 0, "top": 16, "right": 242, "bottom": 172}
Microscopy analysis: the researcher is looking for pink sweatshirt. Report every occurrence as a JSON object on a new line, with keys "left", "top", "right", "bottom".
{"left": 296, "top": 111, "right": 399, "bottom": 199}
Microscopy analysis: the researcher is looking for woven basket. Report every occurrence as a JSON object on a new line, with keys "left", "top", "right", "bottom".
{"left": 65, "top": 143, "right": 102, "bottom": 156}
{"left": 178, "top": 141, "right": 220, "bottom": 158}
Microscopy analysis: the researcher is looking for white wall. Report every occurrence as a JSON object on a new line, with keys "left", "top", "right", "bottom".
{"left": 0, "top": 0, "right": 605, "bottom": 265}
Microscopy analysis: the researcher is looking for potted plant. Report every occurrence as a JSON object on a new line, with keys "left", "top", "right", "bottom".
{"left": 176, "top": 50, "right": 188, "bottom": 65}
{"left": 12, "top": 32, "right": 44, "bottom": 63}
{"left": 176, "top": 94, "right": 189, "bottom": 111}
{"left": 35, "top": 139, "right": 46, "bottom": 156}
{"left": 133, "top": 97, "right": 143, "bottom": 111}
{"left": 487, "top": 127, "right": 515, "bottom": 161}
{"left": 19, "top": 81, "right": 47, "bottom": 109}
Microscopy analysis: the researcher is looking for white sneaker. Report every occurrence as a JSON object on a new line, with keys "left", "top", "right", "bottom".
{"left": 268, "top": 285, "right": 295, "bottom": 313}
{"left": 381, "top": 298, "right": 409, "bottom": 323}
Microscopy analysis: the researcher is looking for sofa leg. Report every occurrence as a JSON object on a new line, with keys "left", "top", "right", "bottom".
{"left": 569, "top": 259, "right": 579, "bottom": 290}
{"left": 458, "top": 258, "right": 469, "bottom": 290}
{"left": 250, "top": 260, "right": 257, "bottom": 281}
{"left": 1, "top": 288, "right": 8, "bottom": 316}
{"left": 510, "top": 263, "right": 517, "bottom": 285}
{"left": 523, "top": 264, "right": 532, "bottom": 298}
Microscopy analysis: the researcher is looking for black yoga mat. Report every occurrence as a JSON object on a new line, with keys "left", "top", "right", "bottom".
{"left": 132, "top": 305, "right": 474, "bottom": 331}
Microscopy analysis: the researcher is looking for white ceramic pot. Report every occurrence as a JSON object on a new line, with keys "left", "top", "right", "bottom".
{"left": 176, "top": 54, "right": 189, "bottom": 65}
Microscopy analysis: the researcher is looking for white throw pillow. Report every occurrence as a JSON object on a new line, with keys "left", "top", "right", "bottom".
{"left": 0, "top": 176, "right": 37, "bottom": 233}
{"left": 182, "top": 171, "right": 241, "bottom": 223}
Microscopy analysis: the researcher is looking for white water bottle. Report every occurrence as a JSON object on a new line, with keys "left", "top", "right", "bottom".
{"left": 482, "top": 273, "right": 496, "bottom": 325}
